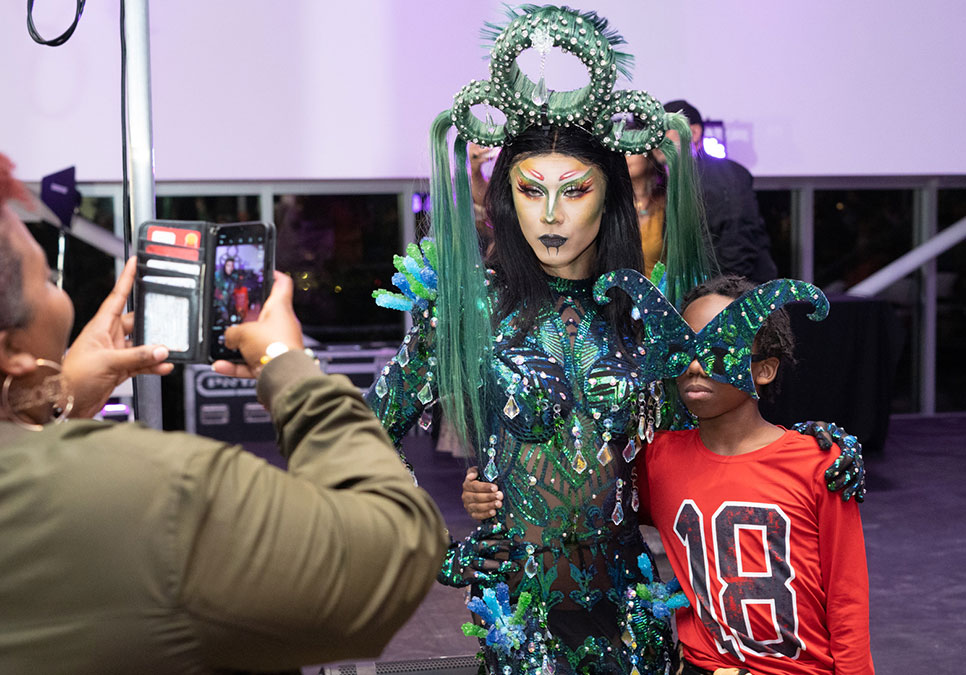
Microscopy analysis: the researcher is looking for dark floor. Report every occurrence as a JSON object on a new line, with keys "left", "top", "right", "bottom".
{"left": 318, "top": 414, "right": 966, "bottom": 674}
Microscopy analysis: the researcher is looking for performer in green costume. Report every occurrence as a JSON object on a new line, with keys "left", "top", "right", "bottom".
{"left": 366, "top": 6, "right": 862, "bottom": 674}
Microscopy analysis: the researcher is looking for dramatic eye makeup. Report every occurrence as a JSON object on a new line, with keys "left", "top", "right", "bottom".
{"left": 514, "top": 167, "right": 547, "bottom": 197}
{"left": 513, "top": 166, "right": 596, "bottom": 197}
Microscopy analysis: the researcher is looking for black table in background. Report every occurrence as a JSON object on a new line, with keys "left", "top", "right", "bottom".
{"left": 759, "top": 295, "right": 905, "bottom": 455}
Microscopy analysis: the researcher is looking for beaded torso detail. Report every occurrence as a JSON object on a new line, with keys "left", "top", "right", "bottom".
{"left": 367, "top": 272, "right": 673, "bottom": 674}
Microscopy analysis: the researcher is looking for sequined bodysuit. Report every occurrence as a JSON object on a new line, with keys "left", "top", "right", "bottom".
{"left": 367, "top": 274, "right": 672, "bottom": 674}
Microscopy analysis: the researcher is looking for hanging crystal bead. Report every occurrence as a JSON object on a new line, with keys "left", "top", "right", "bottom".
{"left": 572, "top": 450, "right": 587, "bottom": 474}
{"left": 374, "top": 375, "right": 388, "bottom": 399}
{"left": 525, "top": 554, "right": 539, "bottom": 578}
{"left": 613, "top": 117, "right": 626, "bottom": 140}
{"left": 418, "top": 406, "right": 433, "bottom": 431}
{"left": 637, "top": 414, "right": 647, "bottom": 440}
{"left": 396, "top": 344, "right": 409, "bottom": 367}
{"left": 622, "top": 438, "right": 637, "bottom": 463}
{"left": 630, "top": 667, "right": 641, "bottom": 675}
{"left": 645, "top": 418, "right": 655, "bottom": 444}
{"left": 484, "top": 108, "right": 496, "bottom": 134}
{"left": 611, "top": 500, "right": 624, "bottom": 526}
{"left": 631, "top": 486, "right": 640, "bottom": 512}
{"left": 483, "top": 457, "right": 499, "bottom": 481}
{"left": 532, "top": 76, "right": 548, "bottom": 106}
{"left": 417, "top": 382, "right": 433, "bottom": 404}
{"left": 503, "top": 394, "right": 520, "bottom": 419}
{"left": 596, "top": 442, "right": 612, "bottom": 466}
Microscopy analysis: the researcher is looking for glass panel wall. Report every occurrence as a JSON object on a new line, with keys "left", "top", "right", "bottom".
{"left": 756, "top": 189, "right": 794, "bottom": 278}
{"left": 812, "top": 188, "right": 916, "bottom": 412}
{"left": 937, "top": 188, "right": 966, "bottom": 412}
{"left": 156, "top": 195, "right": 259, "bottom": 223}
{"left": 273, "top": 193, "right": 404, "bottom": 344}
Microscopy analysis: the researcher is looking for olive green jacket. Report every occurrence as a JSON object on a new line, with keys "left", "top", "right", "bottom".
{"left": 0, "top": 351, "right": 447, "bottom": 674}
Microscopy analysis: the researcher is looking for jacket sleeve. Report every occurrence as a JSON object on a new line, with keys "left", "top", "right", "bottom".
{"left": 701, "top": 159, "right": 772, "bottom": 280}
{"left": 180, "top": 350, "right": 448, "bottom": 669}
{"left": 815, "top": 452, "right": 875, "bottom": 674}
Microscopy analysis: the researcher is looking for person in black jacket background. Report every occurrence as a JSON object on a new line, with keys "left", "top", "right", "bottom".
{"left": 660, "top": 99, "right": 778, "bottom": 283}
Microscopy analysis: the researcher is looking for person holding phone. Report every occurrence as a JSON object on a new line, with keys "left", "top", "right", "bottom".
{"left": 0, "top": 152, "right": 447, "bottom": 673}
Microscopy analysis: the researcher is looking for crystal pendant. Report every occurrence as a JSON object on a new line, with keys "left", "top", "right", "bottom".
{"left": 630, "top": 667, "right": 641, "bottom": 675}
{"left": 397, "top": 344, "right": 409, "bottom": 367}
{"left": 631, "top": 487, "right": 640, "bottom": 512}
{"left": 418, "top": 407, "right": 433, "bottom": 431}
{"left": 611, "top": 500, "right": 624, "bottom": 526}
{"left": 572, "top": 450, "right": 587, "bottom": 474}
{"left": 622, "top": 438, "right": 637, "bottom": 463}
{"left": 645, "top": 420, "right": 655, "bottom": 444}
{"left": 654, "top": 404, "right": 662, "bottom": 428}
{"left": 532, "top": 76, "right": 548, "bottom": 106}
{"left": 483, "top": 457, "right": 499, "bottom": 481}
{"left": 525, "top": 554, "right": 539, "bottom": 578}
{"left": 503, "top": 394, "right": 520, "bottom": 419}
{"left": 596, "top": 443, "right": 612, "bottom": 466}
{"left": 613, "top": 117, "right": 626, "bottom": 140}
{"left": 637, "top": 414, "right": 647, "bottom": 440}
{"left": 484, "top": 109, "right": 496, "bottom": 134}
{"left": 417, "top": 382, "right": 433, "bottom": 405}
{"left": 375, "top": 375, "right": 388, "bottom": 398}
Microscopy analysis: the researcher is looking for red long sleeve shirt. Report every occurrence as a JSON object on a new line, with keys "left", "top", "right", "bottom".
{"left": 639, "top": 428, "right": 874, "bottom": 674}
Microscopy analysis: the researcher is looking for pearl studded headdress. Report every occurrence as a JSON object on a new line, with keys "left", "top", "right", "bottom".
{"left": 450, "top": 4, "right": 671, "bottom": 155}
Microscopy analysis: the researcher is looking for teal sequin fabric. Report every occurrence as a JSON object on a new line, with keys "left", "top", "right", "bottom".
{"left": 367, "top": 268, "right": 673, "bottom": 674}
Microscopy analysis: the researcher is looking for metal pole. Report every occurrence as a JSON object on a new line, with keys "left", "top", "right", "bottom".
{"left": 123, "top": 0, "right": 162, "bottom": 429}
{"left": 916, "top": 180, "right": 938, "bottom": 415}
{"left": 792, "top": 184, "right": 815, "bottom": 283}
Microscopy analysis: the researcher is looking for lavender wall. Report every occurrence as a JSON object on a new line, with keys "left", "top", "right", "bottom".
{"left": 3, "top": 0, "right": 964, "bottom": 182}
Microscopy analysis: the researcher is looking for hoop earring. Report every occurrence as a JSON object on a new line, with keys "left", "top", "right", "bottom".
{"left": 1, "top": 359, "right": 74, "bottom": 431}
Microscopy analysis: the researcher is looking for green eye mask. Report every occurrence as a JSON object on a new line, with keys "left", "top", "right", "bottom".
{"left": 594, "top": 270, "right": 830, "bottom": 398}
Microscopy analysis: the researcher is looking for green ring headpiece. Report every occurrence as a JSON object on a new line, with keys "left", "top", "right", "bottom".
{"left": 451, "top": 4, "right": 666, "bottom": 154}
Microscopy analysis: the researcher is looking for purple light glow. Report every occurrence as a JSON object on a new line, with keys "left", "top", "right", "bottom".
{"left": 703, "top": 137, "right": 727, "bottom": 159}
{"left": 411, "top": 193, "right": 423, "bottom": 213}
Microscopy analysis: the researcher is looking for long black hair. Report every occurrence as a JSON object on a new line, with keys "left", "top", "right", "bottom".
{"left": 483, "top": 124, "right": 645, "bottom": 342}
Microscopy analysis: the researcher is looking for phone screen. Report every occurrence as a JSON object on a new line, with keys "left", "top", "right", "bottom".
{"left": 210, "top": 223, "right": 272, "bottom": 362}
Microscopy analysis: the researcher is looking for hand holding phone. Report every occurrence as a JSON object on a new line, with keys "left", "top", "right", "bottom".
{"left": 211, "top": 272, "right": 304, "bottom": 380}
{"left": 134, "top": 220, "right": 276, "bottom": 363}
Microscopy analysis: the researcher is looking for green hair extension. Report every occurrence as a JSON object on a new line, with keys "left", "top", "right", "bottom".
{"left": 429, "top": 111, "right": 494, "bottom": 453}
{"left": 660, "top": 112, "right": 716, "bottom": 308}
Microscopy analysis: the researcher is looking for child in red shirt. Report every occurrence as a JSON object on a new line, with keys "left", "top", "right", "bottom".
{"left": 639, "top": 275, "right": 873, "bottom": 675}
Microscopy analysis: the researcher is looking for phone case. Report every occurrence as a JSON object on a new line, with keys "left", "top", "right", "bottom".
{"left": 134, "top": 220, "right": 276, "bottom": 364}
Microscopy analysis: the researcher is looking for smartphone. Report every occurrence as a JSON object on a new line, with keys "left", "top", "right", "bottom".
{"left": 208, "top": 222, "right": 276, "bottom": 362}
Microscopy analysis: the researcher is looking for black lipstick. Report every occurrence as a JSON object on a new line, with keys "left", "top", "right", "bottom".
{"left": 538, "top": 234, "right": 567, "bottom": 253}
